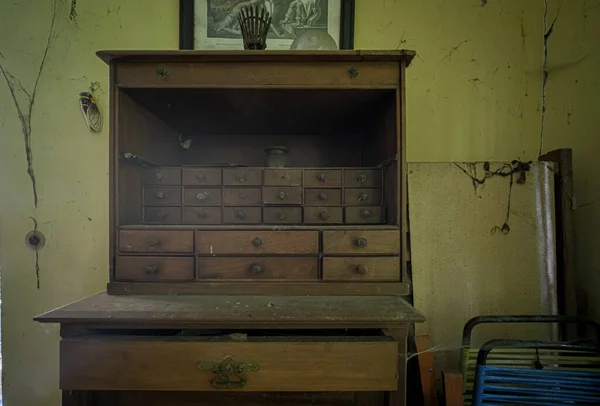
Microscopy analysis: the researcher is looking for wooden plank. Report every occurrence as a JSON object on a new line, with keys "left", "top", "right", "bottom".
{"left": 415, "top": 335, "right": 438, "bottom": 406}
{"left": 323, "top": 257, "right": 400, "bottom": 281}
{"left": 60, "top": 337, "right": 398, "bottom": 391}
{"left": 196, "top": 230, "right": 319, "bottom": 255}
{"left": 97, "top": 49, "right": 417, "bottom": 65}
{"left": 539, "top": 149, "right": 578, "bottom": 340}
{"left": 442, "top": 371, "right": 463, "bottom": 406}
{"left": 105, "top": 282, "right": 411, "bottom": 296}
{"left": 323, "top": 230, "right": 400, "bottom": 255}
{"left": 196, "top": 257, "right": 318, "bottom": 280}
{"left": 35, "top": 293, "right": 425, "bottom": 325}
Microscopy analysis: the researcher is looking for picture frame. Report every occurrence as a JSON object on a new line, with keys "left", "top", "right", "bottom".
{"left": 180, "top": 0, "right": 355, "bottom": 51}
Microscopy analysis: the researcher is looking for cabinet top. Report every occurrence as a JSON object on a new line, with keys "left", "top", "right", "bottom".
{"left": 96, "top": 49, "right": 416, "bottom": 66}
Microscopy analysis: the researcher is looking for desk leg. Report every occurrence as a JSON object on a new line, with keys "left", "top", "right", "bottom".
{"left": 385, "top": 327, "right": 408, "bottom": 406}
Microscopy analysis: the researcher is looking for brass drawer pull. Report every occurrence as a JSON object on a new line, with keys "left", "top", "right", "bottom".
{"left": 157, "top": 67, "right": 169, "bottom": 79}
{"left": 276, "top": 190, "right": 287, "bottom": 200}
{"left": 360, "top": 209, "right": 372, "bottom": 219}
{"left": 357, "top": 265, "right": 368, "bottom": 275}
{"left": 197, "top": 172, "right": 206, "bottom": 181}
{"left": 196, "top": 191, "right": 209, "bottom": 201}
{"left": 157, "top": 211, "right": 169, "bottom": 219}
{"left": 197, "top": 209, "right": 208, "bottom": 218}
{"left": 356, "top": 237, "right": 368, "bottom": 248}
{"left": 155, "top": 191, "right": 167, "bottom": 199}
{"left": 251, "top": 264, "right": 263, "bottom": 275}
{"left": 147, "top": 238, "right": 161, "bottom": 248}
{"left": 319, "top": 210, "right": 330, "bottom": 221}
{"left": 277, "top": 211, "right": 287, "bottom": 220}
{"left": 197, "top": 356, "right": 259, "bottom": 390}
{"left": 357, "top": 173, "right": 368, "bottom": 183}
{"left": 237, "top": 172, "right": 247, "bottom": 183}
{"left": 348, "top": 66, "right": 359, "bottom": 78}
{"left": 236, "top": 210, "right": 247, "bottom": 220}
{"left": 358, "top": 192, "right": 369, "bottom": 201}
{"left": 317, "top": 173, "right": 327, "bottom": 182}
{"left": 144, "top": 264, "right": 157, "bottom": 275}
{"left": 252, "top": 237, "right": 263, "bottom": 247}
{"left": 318, "top": 192, "right": 328, "bottom": 201}
{"left": 155, "top": 172, "right": 166, "bottom": 182}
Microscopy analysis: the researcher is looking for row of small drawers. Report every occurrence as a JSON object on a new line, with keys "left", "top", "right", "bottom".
{"left": 144, "top": 168, "right": 382, "bottom": 188}
{"left": 144, "top": 187, "right": 382, "bottom": 206}
{"left": 143, "top": 206, "right": 383, "bottom": 225}
{"left": 119, "top": 230, "right": 400, "bottom": 255}
{"left": 115, "top": 256, "right": 400, "bottom": 281}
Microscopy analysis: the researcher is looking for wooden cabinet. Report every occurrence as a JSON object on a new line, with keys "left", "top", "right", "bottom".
{"left": 36, "top": 50, "right": 422, "bottom": 406}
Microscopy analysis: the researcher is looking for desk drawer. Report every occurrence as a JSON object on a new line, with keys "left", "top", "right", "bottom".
{"left": 119, "top": 230, "right": 194, "bottom": 253}
{"left": 196, "top": 231, "right": 318, "bottom": 255}
{"left": 60, "top": 336, "right": 398, "bottom": 391}
{"left": 116, "top": 256, "right": 194, "bottom": 281}
{"left": 323, "top": 257, "right": 400, "bottom": 281}
{"left": 197, "top": 257, "right": 317, "bottom": 280}
{"left": 323, "top": 230, "right": 400, "bottom": 255}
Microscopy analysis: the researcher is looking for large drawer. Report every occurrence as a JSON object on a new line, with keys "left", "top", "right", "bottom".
{"left": 323, "top": 257, "right": 400, "bottom": 281}
{"left": 197, "top": 257, "right": 317, "bottom": 280}
{"left": 119, "top": 230, "right": 194, "bottom": 253}
{"left": 60, "top": 336, "right": 398, "bottom": 391}
{"left": 196, "top": 231, "right": 318, "bottom": 255}
{"left": 322, "top": 230, "right": 400, "bottom": 255}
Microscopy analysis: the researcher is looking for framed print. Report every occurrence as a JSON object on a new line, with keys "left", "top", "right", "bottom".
{"left": 180, "top": 0, "right": 355, "bottom": 50}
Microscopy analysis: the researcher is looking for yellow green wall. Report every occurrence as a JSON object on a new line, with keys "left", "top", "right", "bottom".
{"left": 0, "top": 1, "right": 597, "bottom": 405}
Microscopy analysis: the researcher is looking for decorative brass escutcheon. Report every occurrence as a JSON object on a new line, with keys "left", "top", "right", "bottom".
{"left": 197, "top": 356, "right": 260, "bottom": 389}
{"left": 358, "top": 192, "right": 369, "bottom": 201}
{"left": 276, "top": 190, "right": 287, "bottom": 200}
{"left": 357, "top": 173, "right": 368, "bottom": 183}
{"left": 155, "top": 172, "right": 166, "bottom": 182}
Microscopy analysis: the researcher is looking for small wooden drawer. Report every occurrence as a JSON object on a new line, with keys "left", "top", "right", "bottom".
{"left": 196, "top": 231, "right": 318, "bottom": 255}
{"left": 119, "top": 230, "right": 194, "bottom": 253}
{"left": 115, "top": 256, "right": 194, "bottom": 281}
{"left": 323, "top": 230, "right": 400, "bottom": 255}
{"left": 143, "top": 168, "right": 181, "bottom": 186}
{"left": 304, "top": 207, "right": 343, "bottom": 224}
{"left": 263, "top": 207, "right": 302, "bottom": 224}
{"left": 184, "top": 187, "right": 222, "bottom": 206}
{"left": 264, "top": 169, "right": 302, "bottom": 186}
{"left": 183, "top": 207, "right": 222, "bottom": 224}
{"left": 223, "top": 187, "right": 261, "bottom": 206}
{"left": 344, "top": 169, "right": 382, "bottom": 187}
{"left": 223, "top": 168, "right": 261, "bottom": 186}
{"left": 197, "top": 257, "right": 317, "bottom": 279}
{"left": 60, "top": 335, "right": 398, "bottom": 391}
{"left": 323, "top": 257, "right": 400, "bottom": 281}
{"left": 223, "top": 207, "right": 261, "bottom": 224}
{"left": 345, "top": 206, "right": 383, "bottom": 224}
{"left": 304, "top": 169, "right": 342, "bottom": 187}
{"left": 143, "top": 207, "right": 181, "bottom": 224}
{"left": 143, "top": 187, "right": 181, "bottom": 205}
{"left": 344, "top": 188, "right": 382, "bottom": 206}
{"left": 262, "top": 187, "right": 302, "bottom": 205}
{"left": 182, "top": 168, "right": 222, "bottom": 186}
{"left": 304, "top": 188, "right": 342, "bottom": 206}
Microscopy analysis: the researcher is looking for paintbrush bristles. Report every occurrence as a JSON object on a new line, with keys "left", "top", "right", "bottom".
{"left": 238, "top": 5, "right": 272, "bottom": 50}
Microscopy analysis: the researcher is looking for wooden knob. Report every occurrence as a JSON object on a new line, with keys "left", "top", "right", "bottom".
{"left": 356, "top": 237, "right": 368, "bottom": 248}
{"left": 145, "top": 264, "right": 157, "bottom": 275}
{"left": 251, "top": 264, "right": 263, "bottom": 275}
{"left": 357, "top": 265, "right": 368, "bottom": 275}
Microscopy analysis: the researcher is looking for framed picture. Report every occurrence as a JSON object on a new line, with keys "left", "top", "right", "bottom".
{"left": 180, "top": 0, "right": 355, "bottom": 50}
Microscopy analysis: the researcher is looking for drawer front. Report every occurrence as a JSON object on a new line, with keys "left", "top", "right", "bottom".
{"left": 304, "top": 207, "right": 343, "bottom": 224}
{"left": 143, "top": 207, "right": 182, "bottom": 224}
{"left": 223, "top": 187, "right": 261, "bottom": 206}
{"left": 182, "top": 168, "right": 222, "bottom": 186}
{"left": 196, "top": 231, "right": 318, "bottom": 255}
{"left": 143, "top": 168, "right": 181, "bottom": 186}
{"left": 223, "top": 168, "right": 262, "bottom": 186}
{"left": 115, "top": 61, "right": 400, "bottom": 88}
{"left": 119, "top": 230, "right": 194, "bottom": 253}
{"left": 344, "top": 169, "right": 382, "bottom": 187}
{"left": 60, "top": 337, "right": 398, "bottom": 391}
{"left": 184, "top": 187, "right": 222, "bottom": 206}
{"left": 262, "top": 187, "right": 302, "bottom": 205}
{"left": 116, "top": 256, "right": 194, "bottom": 281}
{"left": 143, "top": 187, "right": 181, "bottom": 205}
{"left": 304, "top": 169, "right": 342, "bottom": 187}
{"left": 197, "top": 257, "right": 317, "bottom": 279}
{"left": 323, "top": 230, "right": 400, "bottom": 255}
{"left": 323, "top": 257, "right": 400, "bottom": 281}
{"left": 264, "top": 169, "right": 302, "bottom": 186}
{"left": 223, "top": 207, "right": 262, "bottom": 224}
{"left": 304, "top": 188, "right": 342, "bottom": 206}
{"left": 345, "top": 207, "right": 383, "bottom": 224}
{"left": 344, "top": 188, "right": 382, "bottom": 206}
{"left": 263, "top": 207, "right": 302, "bottom": 224}
{"left": 183, "top": 207, "right": 222, "bottom": 224}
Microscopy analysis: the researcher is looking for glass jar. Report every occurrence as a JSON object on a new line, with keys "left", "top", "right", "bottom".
{"left": 264, "top": 146, "right": 289, "bottom": 168}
